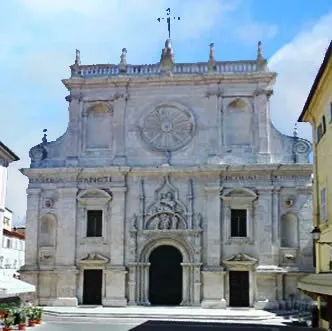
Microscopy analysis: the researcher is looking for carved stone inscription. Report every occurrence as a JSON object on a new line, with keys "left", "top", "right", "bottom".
{"left": 29, "top": 176, "right": 112, "bottom": 184}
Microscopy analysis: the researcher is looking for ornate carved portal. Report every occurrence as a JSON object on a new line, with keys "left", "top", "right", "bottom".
{"left": 128, "top": 176, "right": 202, "bottom": 306}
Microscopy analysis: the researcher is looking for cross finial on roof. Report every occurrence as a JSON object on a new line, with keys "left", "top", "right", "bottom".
{"left": 157, "top": 8, "right": 180, "bottom": 39}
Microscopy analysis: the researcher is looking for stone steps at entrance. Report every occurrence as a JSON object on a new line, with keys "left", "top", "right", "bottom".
{"left": 43, "top": 306, "right": 309, "bottom": 322}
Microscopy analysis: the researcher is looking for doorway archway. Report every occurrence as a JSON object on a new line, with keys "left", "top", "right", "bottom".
{"left": 148, "top": 245, "right": 183, "bottom": 306}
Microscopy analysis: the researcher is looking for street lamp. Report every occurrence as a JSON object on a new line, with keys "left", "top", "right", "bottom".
{"left": 311, "top": 226, "right": 332, "bottom": 246}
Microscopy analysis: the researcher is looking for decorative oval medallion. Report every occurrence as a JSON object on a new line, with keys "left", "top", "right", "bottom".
{"left": 140, "top": 104, "right": 195, "bottom": 152}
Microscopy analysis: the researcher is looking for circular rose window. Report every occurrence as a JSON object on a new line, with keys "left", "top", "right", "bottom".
{"left": 140, "top": 104, "right": 195, "bottom": 152}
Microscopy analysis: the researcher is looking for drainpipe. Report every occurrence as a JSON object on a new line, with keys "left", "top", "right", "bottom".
{"left": 309, "top": 114, "right": 321, "bottom": 275}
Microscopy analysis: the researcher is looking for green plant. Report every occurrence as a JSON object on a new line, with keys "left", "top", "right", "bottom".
{"left": 26, "top": 307, "right": 36, "bottom": 320}
{"left": 4, "top": 315, "right": 13, "bottom": 327}
{"left": 35, "top": 307, "right": 43, "bottom": 319}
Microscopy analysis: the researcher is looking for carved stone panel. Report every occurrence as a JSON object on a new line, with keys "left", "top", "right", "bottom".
{"left": 139, "top": 104, "right": 195, "bottom": 152}
{"left": 143, "top": 176, "right": 188, "bottom": 230}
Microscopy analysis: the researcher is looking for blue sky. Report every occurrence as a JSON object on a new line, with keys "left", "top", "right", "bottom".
{"left": 1, "top": 0, "right": 331, "bottom": 221}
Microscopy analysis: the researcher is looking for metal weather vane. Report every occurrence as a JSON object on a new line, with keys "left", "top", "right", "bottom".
{"left": 157, "top": 8, "right": 180, "bottom": 39}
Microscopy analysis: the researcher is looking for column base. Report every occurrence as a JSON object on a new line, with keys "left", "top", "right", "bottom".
{"left": 201, "top": 299, "right": 227, "bottom": 309}
{"left": 103, "top": 298, "right": 127, "bottom": 307}
{"left": 52, "top": 297, "right": 78, "bottom": 306}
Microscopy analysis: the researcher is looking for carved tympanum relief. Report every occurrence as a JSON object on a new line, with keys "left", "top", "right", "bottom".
{"left": 145, "top": 191, "right": 187, "bottom": 230}
{"left": 144, "top": 176, "right": 188, "bottom": 230}
{"left": 140, "top": 104, "right": 195, "bottom": 152}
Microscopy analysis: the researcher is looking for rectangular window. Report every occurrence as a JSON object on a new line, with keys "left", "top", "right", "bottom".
{"left": 322, "top": 116, "right": 326, "bottom": 134}
{"left": 320, "top": 188, "right": 327, "bottom": 222}
{"left": 87, "top": 210, "right": 103, "bottom": 237}
{"left": 231, "top": 209, "right": 247, "bottom": 237}
{"left": 316, "top": 123, "right": 324, "bottom": 143}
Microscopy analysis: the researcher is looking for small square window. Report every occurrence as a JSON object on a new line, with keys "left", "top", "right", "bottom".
{"left": 87, "top": 210, "right": 103, "bottom": 237}
{"left": 231, "top": 209, "right": 247, "bottom": 237}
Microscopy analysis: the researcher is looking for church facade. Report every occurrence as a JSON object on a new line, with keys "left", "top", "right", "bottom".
{"left": 21, "top": 40, "right": 314, "bottom": 309}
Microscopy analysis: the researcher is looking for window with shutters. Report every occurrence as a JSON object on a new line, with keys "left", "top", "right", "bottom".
{"left": 231, "top": 209, "right": 247, "bottom": 237}
{"left": 87, "top": 210, "right": 103, "bottom": 237}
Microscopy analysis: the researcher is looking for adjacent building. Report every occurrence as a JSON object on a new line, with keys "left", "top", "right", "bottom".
{"left": 1, "top": 208, "right": 25, "bottom": 278}
{"left": 0, "top": 141, "right": 35, "bottom": 299}
{"left": 298, "top": 40, "right": 332, "bottom": 329}
{"left": 21, "top": 40, "right": 313, "bottom": 308}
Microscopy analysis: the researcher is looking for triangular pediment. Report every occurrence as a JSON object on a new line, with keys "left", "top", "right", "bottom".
{"left": 79, "top": 253, "right": 109, "bottom": 264}
{"left": 221, "top": 188, "right": 257, "bottom": 201}
{"left": 223, "top": 253, "right": 257, "bottom": 265}
{"left": 77, "top": 189, "right": 112, "bottom": 204}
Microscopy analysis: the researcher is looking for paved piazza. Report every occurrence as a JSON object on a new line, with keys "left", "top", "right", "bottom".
{"left": 36, "top": 319, "right": 315, "bottom": 331}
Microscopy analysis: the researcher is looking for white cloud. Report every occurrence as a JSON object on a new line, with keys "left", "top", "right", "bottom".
{"left": 269, "top": 13, "right": 332, "bottom": 141}
{"left": 21, "top": 0, "right": 105, "bottom": 15}
{"left": 236, "top": 22, "right": 278, "bottom": 44}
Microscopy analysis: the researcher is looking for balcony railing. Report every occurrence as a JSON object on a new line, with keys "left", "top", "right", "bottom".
{"left": 74, "top": 60, "right": 260, "bottom": 78}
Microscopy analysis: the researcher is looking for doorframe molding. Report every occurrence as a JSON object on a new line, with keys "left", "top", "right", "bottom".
{"left": 77, "top": 253, "right": 109, "bottom": 305}
{"left": 134, "top": 236, "right": 201, "bottom": 306}
{"left": 223, "top": 253, "right": 257, "bottom": 307}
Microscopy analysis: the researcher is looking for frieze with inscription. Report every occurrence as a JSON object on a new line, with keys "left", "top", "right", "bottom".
{"left": 29, "top": 176, "right": 112, "bottom": 184}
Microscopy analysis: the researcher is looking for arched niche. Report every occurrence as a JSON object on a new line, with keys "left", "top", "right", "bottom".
{"left": 39, "top": 213, "right": 57, "bottom": 247}
{"left": 85, "top": 102, "right": 113, "bottom": 149}
{"left": 280, "top": 212, "right": 299, "bottom": 248}
{"left": 225, "top": 98, "right": 252, "bottom": 146}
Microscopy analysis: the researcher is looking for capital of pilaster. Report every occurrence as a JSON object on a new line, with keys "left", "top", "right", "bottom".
{"left": 58, "top": 187, "right": 78, "bottom": 196}
{"left": 26, "top": 188, "right": 41, "bottom": 195}
{"left": 111, "top": 186, "right": 127, "bottom": 193}
{"left": 257, "top": 186, "right": 274, "bottom": 193}
{"left": 272, "top": 186, "right": 281, "bottom": 193}
{"left": 204, "top": 186, "right": 220, "bottom": 193}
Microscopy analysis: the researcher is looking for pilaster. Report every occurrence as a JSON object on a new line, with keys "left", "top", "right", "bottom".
{"left": 113, "top": 98, "right": 127, "bottom": 165}
{"left": 201, "top": 269, "right": 226, "bottom": 308}
{"left": 53, "top": 267, "right": 79, "bottom": 306}
{"left": 103, "top": 266, "right": 128, "bottom": 306}
{"left": 257, "top": 187, "right": 273, "bottom": 265}
{"left": 204, "top": 186, "right": 221, "bottom": 266}
{"left": 110, "top": 186, "right": 127, "bottom": 265}
{"left": 66, "top": 92, "right": 82, "bottom": 163}
{"left": 24, "top": 188, "right": 41, "bottom": 268}
{"left": 254, "top": 90, "right": 271, "bottom": 162}
{"left": 56, "top": 187, "right": 78, "bottom": 266}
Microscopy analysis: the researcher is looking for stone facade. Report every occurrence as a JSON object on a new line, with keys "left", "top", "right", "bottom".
{"left": 20, "top": 41, "right": 314, "bottom": 308}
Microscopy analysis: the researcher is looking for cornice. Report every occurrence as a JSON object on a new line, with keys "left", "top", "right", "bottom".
{"left": 21, "top": 164, "right": 312, "bottom": 184}
{"left": 62, "top": 72, "right": 276, "bottom": 90}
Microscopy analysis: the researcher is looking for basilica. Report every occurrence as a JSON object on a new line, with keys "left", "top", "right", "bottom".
{"left": 21, "top": 39, "right": 313, "bottom": 309}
